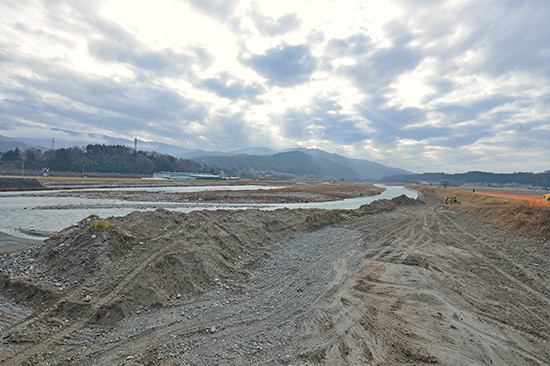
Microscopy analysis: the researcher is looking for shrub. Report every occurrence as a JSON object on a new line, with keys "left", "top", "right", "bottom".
{"left": 87, "top": 220, "right": 110, "bottom": 231}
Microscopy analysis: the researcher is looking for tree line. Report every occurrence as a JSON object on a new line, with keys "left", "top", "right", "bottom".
{"left": 0, "top": 144, "right": 220, "bottom": 176}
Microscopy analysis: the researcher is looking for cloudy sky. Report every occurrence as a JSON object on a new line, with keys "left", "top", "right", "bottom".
{"left": 1, "top": 0, "right": 548, "bottom": 173}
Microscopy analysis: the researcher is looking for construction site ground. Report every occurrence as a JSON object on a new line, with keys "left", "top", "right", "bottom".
{"left": 0, "top": 185, "right": 548, "bottom": 365}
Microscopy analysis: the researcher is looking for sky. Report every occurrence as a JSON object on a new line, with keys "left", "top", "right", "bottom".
{"left": 0, "top": 0, "right": 549, "bottom": 173}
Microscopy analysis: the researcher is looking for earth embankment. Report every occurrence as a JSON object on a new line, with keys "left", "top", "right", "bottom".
{"left": 0, "top": 194, "right": 548, "bottom": 365}
{"left": 0, "top": 178, "right": 43, "bottom": 190}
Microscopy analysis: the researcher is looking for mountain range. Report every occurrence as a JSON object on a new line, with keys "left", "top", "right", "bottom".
{"left": 192, "top": 149, "right": 410, "bottom": 180}
{"left": 0, "top": 133, "right": 411, "bottom": 180}
{"left": 0, "top": 135, "right": 43, "bottom": 152}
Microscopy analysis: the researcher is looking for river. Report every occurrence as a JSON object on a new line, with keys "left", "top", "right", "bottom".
{"left": 0, "top": 184, "right": 416, "bottom": 240}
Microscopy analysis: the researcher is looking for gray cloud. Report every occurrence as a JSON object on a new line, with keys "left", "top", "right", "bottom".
{"left": 425, "top": 77, "right": 455, "bottom": 97}
{"left": 246, "top": 44, "right": 316, "bottom": 87}
{"left": 250, "top": 4, "right": 301, "bottom": 36}
{"left": 14, "top": 22, "right": 76, "bottom": 48}
{"left": 413, "top": 125, "right": 491, "bottom": 149}
{"left": 359, "top": 103, "right": 426, "bottom": 144}
{"left": 278, "top": 109, "right": 311, "bottom": 140}
{"left": 189, "top": 111, "right": 252, "bottom": 150}
{"left": 87, "top": 20, "right": 211, "bottom": 77}
{"left": 460, "top": 2, "right": 549, "bottom": 77}
{"left": 279, "top": 97, "right": 370, "bottom": 144}
{"left": 357, "top": 95, "right": 520, "bottom": 149}
{"left": 89, "top": 38, "right": 177, "bottom": 73}
{"left": 185, "top": 0, "right": 237, "bottom": 21}
{"left": 199, "top": 72, "right": 263, "bottom": 99}
{"left": 394, "top": 1, "right": 550, "bottom": 78}
{"left": 325, "top": 33, "right": 372, "bottom": 57}
{"left": 437, "top": 96, "right": 514, "bottom": 123}
{"left": 326, "top": 32, "right": 422, "bottom": 97}
{"left": 1, "top": 55, "right": 207, "bottom": 138}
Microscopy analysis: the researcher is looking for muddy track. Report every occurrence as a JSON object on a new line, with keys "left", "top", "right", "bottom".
{"left": 0, "top": 198, "right": 548, "bottom": 365}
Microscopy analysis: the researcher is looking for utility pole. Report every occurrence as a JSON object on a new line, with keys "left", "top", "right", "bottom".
{"left": 21, "top": 158, "right": 24, "bottom": 177}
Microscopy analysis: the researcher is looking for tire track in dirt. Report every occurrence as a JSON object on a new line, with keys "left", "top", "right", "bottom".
{"left": 343, "top": 202, "right": 548, "bottom": 365}
{"left": 109, "top": 201, "right": 546, "bottom": 365}
{"left": 340, "top": 207, "right": 446, "bottom": 364}
{"left": 457, "top": 312, "right": 546, "bottom": 364}
{"left": 0, "top": 227, "right": 190, "bottom": 365}
{"left": 74, "top": 227, "right": 365, "bottom": 365}
{"left": 430, "top": 209, "right": 549, "bottom": 354}
{"left": 6, "top": 226, "right": 361, "bottom": 365}
{"left": 436, "top": 208, "right": 548, "bottom": 304}
{"left": 0, "top": 295, "right": 33, "bottom": 334}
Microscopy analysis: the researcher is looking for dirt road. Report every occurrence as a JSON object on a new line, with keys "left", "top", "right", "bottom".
{"left": 0, "top": 196, "right": 548, "bottom": 365}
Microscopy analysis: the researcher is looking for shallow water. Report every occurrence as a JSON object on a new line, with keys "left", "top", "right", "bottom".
{"left": 4, "top": 184, "right": 283, "bottom": 196}
{"left": 0, "top": 184, "right": 416, "bottom": 239}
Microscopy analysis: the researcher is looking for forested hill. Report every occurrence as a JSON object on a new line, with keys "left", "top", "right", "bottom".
{"left": 383, "top": 171, "right": 550, "bottom": 188}
{"left": 193, "top": 149, "right": 411, "bottom": 181}
{"left": 0, "top": 144, "right": 219, "bottom": 175}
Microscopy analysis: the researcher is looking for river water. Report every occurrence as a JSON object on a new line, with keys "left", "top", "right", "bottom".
{"left": 0, "top": 184, "right": 416, "bottom": 240}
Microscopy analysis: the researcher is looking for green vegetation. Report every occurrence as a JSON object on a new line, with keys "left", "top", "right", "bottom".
{"left": 0, "top": 144, "right": 220, "bottom": 176}
{"left": 87, "top": 220, "right": 111, "bottom": 231}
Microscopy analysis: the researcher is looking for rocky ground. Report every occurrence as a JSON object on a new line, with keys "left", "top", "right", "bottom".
{"left": 0, "top": 192, "right": 548, "bottom": 365}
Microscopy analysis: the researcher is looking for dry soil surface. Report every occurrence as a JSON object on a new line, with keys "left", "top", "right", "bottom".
{"left": 0, "top": 195, "right": 548, "bottom": 365}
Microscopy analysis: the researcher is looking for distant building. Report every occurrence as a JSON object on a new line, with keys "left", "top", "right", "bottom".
{"left": 153, "top": 172, "right": 225, "bottom": 180}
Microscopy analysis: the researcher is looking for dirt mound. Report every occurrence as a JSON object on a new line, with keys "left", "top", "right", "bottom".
{"left": 1, "top": 208, "right": 348, "bottom": 326}
{"left": 357, "top": 194, "right": 422, "bottom": 214}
